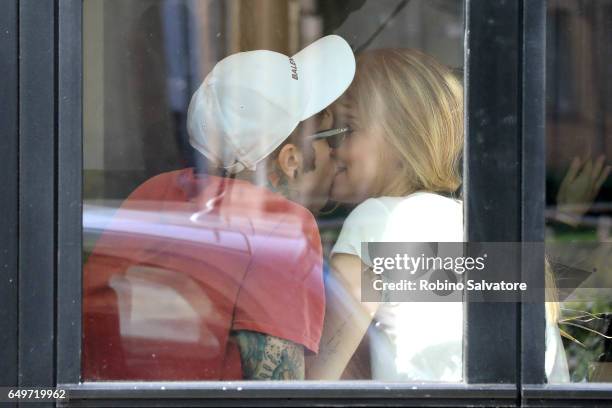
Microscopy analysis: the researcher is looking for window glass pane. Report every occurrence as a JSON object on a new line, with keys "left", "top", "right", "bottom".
{"left": 82, "top": 0, "right": 465, "bottom": 381}
{"left": 546, "top": 0, "right": 612, "bottom": 383}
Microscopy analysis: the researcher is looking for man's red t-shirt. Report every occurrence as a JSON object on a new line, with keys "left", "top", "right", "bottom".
{"left": 82, "top": 169, "right": 325, "bottom": 380}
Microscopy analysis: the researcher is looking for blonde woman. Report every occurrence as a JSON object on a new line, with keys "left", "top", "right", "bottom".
{"left": 306, "top": 48, "right": 569, "bottom": 382}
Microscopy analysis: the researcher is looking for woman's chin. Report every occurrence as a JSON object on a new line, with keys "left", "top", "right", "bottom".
{"left": 331, "top": 171, "right": 365, "bottom": 203}
{"left": 330, "top": 184, "right": 361, "bottom": 204}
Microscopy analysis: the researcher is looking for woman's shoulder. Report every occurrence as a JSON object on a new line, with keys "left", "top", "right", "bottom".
{"left": 342, "top": 197, "right": 404, "bottom": 234}
{"left": 374, "top": 192, "right": 462, "bottom": 220}
{"left": 347, "top": 197, "right": 392, "bottom": 221}
{"left": 334, "top": 193, "right": 463, "bottom": 257}
{"left": 380, "top": 192, "right": 463, "bottom": 242}
{"left": 347, "top": 193, "right": 461, "bottom": 222}
{"left": 332, "top": 198, "right": 391, "bottom": 256}
{"left": 381, "top": 191, "right": 461, "bottom": 209}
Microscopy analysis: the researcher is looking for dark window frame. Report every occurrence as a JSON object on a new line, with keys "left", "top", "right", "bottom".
{"left": 19, "top": 0, "right": 57, "bottom": 391}
{"left": 1, "top": 0, "right": 609, "bottom": 406}
{"left": 0, "top": 0, "right": 19, "bottom": 392}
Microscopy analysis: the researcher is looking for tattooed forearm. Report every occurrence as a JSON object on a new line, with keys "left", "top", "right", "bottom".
{"left": 232, "top": 330, "right": 305, "bottom": 380}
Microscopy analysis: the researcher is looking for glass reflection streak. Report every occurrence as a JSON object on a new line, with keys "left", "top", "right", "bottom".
{"left": 82, "top": 197, "right": 318, "bottom": 380}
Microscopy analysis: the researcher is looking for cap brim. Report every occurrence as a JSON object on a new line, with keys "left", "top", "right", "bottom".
{"left": 293, "top": 35, "right": 356, "bottom": 120}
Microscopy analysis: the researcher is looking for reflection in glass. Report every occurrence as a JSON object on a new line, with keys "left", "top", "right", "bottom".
{"left": 546, "top": 0, "right": 612, "bottom": 383}
{"left": 82, "top": 0, "right": 466, "bottom": 381}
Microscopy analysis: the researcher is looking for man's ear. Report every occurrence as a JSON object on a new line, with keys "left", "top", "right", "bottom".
{"left": 276, "top": 143, "right": 302, "bottom": 180}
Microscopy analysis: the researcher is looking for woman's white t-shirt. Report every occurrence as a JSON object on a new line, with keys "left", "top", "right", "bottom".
{"left": 331, "top": 192, "right": 570, "bottom": 382}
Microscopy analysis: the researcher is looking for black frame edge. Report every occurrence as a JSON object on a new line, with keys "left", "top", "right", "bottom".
{"left": 520, "top": 0, "right": 547, "bottom": 388}
{"left": 522, "top": 384, "right": 612, "bottom": 407}
{"left": 58, "top": 382, "right": 517, "bottom": 407}
{"left": 57, "top": 0, "right": 83, "bottom": 385}
{"left": 18, "top": 0, "right": 56, "bottom": 390}
{"left": 0, "top": 0, "right": 19, "bottom": 391}
{"left": 464, "top": 0, "right": 520, "bottom": 386}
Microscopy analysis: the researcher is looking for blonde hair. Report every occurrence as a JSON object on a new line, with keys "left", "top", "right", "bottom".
{"left": 347, "top": 49, "right": 463, "bottom": 196}
{"left": 348, "top": 50, "right": 563, "bottom": 329}
{"left": 545, "top": 257, "right": 560, "bottom": 325}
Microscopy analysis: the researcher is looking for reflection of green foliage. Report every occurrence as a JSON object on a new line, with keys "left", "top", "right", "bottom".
{"left": 547, "top": 223, "right": 598, "bottom": 242}
{"left": 548, "top": 222, "right": 611, "bottom": 381}
{"left": 561, "top": 300, "right": 611, "bottom": 382}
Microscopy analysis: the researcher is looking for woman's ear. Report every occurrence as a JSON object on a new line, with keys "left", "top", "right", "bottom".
{"left": 276, "top": 143, "right": 302, "bottom": 180}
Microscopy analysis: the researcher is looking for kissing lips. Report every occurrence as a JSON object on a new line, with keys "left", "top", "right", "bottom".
{"left": 335, "top": 164, "right": 347, "bottom": 175}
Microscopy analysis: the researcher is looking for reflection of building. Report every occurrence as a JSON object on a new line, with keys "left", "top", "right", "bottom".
{"left": 545, "top": 0, "right": 612, "bottom": 242}
{"left": 83, "top": 0, "right": 464, "bottom": 202}
{"left": 84, "top": 1, "right": 181, "bottom": 201}
{"left": 546, "top": 0, "right": 612, "bottom": 202}
{"left": 545, "top": 0, "right": 612, "bottom": 382}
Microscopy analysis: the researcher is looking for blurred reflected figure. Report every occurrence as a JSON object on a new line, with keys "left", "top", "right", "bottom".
{"left": 554, "top": 155, "right": 610, "bottom": 227}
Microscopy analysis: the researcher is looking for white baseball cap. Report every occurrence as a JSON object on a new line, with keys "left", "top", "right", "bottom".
{"left": 187, "top": 35, "right": 356, "bottom": 174}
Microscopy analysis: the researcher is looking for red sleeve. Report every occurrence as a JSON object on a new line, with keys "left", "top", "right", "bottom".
{"left": 232, "top": 211, "right": 325, "bottom": 353}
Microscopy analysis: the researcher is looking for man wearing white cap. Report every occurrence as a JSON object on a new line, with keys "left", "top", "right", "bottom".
{"left": 83, "top": 35, "right": 355, "bottom": 381}
{"left": 187, "top": 34, "right": 355, "bottom": 212}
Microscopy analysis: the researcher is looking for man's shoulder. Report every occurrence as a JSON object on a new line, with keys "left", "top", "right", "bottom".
{"left": 127, "top": 168, "right": 195, "bottom": 201}
{"left": 146, "top": 168, "right": 197, "bottom": 191}
{"left": 131, "top": 172, "right": 320, "bottom": 243}
{"left": 217, "top": 180, "right": 321, "bottom": 253}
